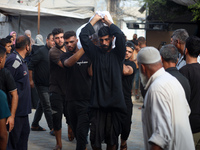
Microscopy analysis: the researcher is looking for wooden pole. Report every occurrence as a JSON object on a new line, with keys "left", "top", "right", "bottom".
{"left": 37, "top": 1, "right": 40, "bottom": 34}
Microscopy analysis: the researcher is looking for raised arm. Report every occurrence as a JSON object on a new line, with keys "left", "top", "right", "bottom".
{"left": 79, "top": 15, "right": 102, "bottom": 60}
{"left": 64, "top": 48, "right": 85, "bottom": 67}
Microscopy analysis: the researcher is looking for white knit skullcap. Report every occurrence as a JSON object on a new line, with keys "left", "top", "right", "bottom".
{"left": 137, "top": 46, "right": 161, "bottom": 64}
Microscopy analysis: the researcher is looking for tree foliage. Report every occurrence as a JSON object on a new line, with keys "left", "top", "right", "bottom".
{"left": 188, "top": 1, "right": 200, "bottom": 21}
{"left": 141, "top": 0, "right": 194, "bottom": 22}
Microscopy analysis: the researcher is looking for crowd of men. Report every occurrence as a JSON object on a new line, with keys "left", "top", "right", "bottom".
{"left": 0, "top": 13, "right": 200, "bottom": 150}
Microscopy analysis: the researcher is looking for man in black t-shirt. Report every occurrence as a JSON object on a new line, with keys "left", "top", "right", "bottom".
{"left": 179, "top": 36, "right": 200, "bottom": 149}
{"left": 120, "top": 42, "right": 136, "bottom": 149}
{"left": 60, "top": 31, "right": 92, "bottom": 150}
{"left": 0, "top": 45, "right": 18, "bottom": 133}
{"left": 49, "top": 28, "right": 71, "bottom": 150}
{"left": 160, "top": 44, "right": 191, "bottom": 102}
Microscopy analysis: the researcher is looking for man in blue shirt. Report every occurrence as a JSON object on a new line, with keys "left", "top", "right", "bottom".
{"left": 5, "top": 35, "right": 32, "bottom": 150}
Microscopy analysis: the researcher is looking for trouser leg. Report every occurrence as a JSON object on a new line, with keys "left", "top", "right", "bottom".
{"left": 36, "top": 86, "right": 53, "bottom": 130}
{"left": 31, "top": 99, "right": 43, "bottom": 127}
{"left": 7, "top": 116, "right": 30, "bottom": 150}
{"left": 121, "top": 101, "right": 133, "bottom": 141}
{"left": 76, "top": 100, "right": 90, "bottom": 150}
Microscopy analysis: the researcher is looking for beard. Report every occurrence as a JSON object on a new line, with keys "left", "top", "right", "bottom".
{"left": 139, "top": 69, "right": 148, "bottom": 87}
{"left": 55, "top": 42, "right": 64, "bottom": 49}
{"left": 101, "top": 41, "right": 112, "bottom": 52}
{"left": 68, "top": 45, "right": 77, "bottom": 53}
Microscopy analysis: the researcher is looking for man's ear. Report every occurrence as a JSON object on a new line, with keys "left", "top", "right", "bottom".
{"left": 26, "top": 44, "right": 30, "bottom": 51}
{"left": 0, "top": 57, "right": 2, "bottom": 63}
{"left": 185, "top": 48, "right": 188, "bottom": 55}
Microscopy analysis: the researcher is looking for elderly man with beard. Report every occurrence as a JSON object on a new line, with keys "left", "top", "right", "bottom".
{"left": 60, "top": 31, "right": 92, "bottom": 150}
{"left": 137, "top": 47, "right": 194, "bottom": 150}
{"left": 49, "top": 28, "right": 73, "bottom": 150}
{"left": 80, "top": 14, "right": 127, "bottom": 150}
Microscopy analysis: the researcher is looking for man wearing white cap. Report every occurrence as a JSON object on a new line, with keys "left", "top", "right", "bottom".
{"left": 137, "top": 46, "right": 194, "bottom": 150}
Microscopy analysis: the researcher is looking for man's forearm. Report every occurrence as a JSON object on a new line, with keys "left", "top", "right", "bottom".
{"left": 64, "top": 48, "right": 85, "bottom": 67}
{"left": 10, "top": 90, "right": 18, "bottom": 117}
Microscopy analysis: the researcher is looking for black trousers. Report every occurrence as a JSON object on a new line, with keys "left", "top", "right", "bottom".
{"left": 121, "top": 99, "right": 133, "bottom": 141}
{"left": 68, "top": 99, "right": 90, "bottom": 150}
{"left": 7, "top": 116, "right": 30, "bottom": 150}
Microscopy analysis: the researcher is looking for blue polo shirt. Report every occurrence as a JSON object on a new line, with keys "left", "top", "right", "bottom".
{"left": 5, "top": 51, "right": 31, "bottom": 116}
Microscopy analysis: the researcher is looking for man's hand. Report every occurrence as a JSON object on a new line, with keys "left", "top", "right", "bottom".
{"left": 30, "top": 79, "right": 34, "bottom": 88}
{"left": 90, "top": 14, "right": 102, "bottom": 26}
{"left": 6, "top": 115, "right": 14, "bottom": 132}
{"left": 101, "top": 15, "right": 112, "bottom": 27}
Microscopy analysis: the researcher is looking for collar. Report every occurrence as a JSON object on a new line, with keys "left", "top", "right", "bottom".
{"left": 165, "top": 67, "right": 177, "bottom": 72}
{"left": 144, "top": 67, "right": 165, "bottom": 90}
{"left": 13, "top": 50, "right": 26, "bottom": 63}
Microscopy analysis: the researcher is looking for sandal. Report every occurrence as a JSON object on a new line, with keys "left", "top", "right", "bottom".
{"left": 53, "top": 145, "right": 62, "bottom": 150}
{"left": 120, "top": 143, "right": 127, "bottom": 150}
{"left": 31, "top": 126, "right": 46, "bottom": 131}
{"left": 68, "top": 125, "right": 74, "bottom": 141}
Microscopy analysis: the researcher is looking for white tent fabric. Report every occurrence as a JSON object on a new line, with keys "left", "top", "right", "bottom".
{"left": 0, "top": 0, "right": 95, "bottom": 19}
{"left": 171, "top": 0, "right": 196, "bottom": 6}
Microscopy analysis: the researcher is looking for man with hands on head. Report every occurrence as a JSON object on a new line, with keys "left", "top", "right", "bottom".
{"left": 80, "top": 14, "right": 127, "bottom": 150}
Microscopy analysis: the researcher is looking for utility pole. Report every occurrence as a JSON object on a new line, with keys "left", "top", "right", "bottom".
{"left": 37, "top": 0, "right": 40, "bottom": 34}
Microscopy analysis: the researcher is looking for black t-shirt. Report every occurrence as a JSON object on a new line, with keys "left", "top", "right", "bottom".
{"left": 60, "top": 52, "right": 91, "bottom": 101}
{"left": 166, "top": 67, "right": 191, "bottom": 102}
{"left": 122, "top": 60, "right": 136, "bottom": 102}
{"left": 179, "top": 63, "right": 200, "bottom": 133}
{"left": 0, "top": 68, "right": 17, "bottom": 95}
{"left": 49, "top": 46, "right": 67, "bottom": 95}
{"left": 28, "top": 44, "right": 50, "bottom": 86}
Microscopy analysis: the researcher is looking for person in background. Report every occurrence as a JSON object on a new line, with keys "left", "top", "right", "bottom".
{"left": 25, "top": 30, "right": 35, "bottom": 46}
{"left": 6, "top": 35, "right": 15, "bottom": 53}
{"left": 160, "top": 44, "right": 191, "bottom": 102}
{"left": 0, "top": 38, "right": 12, "bottom": 55}
{"left": 10, "top": 31, "right": 17, "bottom": 46}
{"left": 120, "top": 42, "right": 136, "bottom": 150}
{"left": 171, "top": 29, "right": 189, "bottom": 70}
{"left": 29, "top": 33, "right": 55, "bottom": 135}
{"left": 179, "top": 36, "right": 200, "bottom": 149}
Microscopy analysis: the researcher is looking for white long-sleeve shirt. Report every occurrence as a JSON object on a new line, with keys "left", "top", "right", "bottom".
{"left": 142, "top": 68, "right": 194, "bottom": 150}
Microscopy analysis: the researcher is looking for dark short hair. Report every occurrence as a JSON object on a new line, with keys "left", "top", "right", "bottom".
{"left": 98, "top": 26, "right": 112, "bottom": 37}
{"left": 15, "top": 35, "right": 30, "bottom": 50}
{"left": 134, "top": 40, "right": 139, "bottom": 46}
{"left": 52, "top": 28, "right": 64, "bottom": 37}
{"left": 64, "top": 31, "right": 76, "bottom": 40}
{"left": 47, "top": 33, "right": 53, "bottom": 40}
{"left": 138, "top": 36, "right": 146, "bottom": 44}
{"left": 160, "top": 44, "right": 178, "bottom": 63}
{"left": 185, "top": 36, "right": 200, "bottom": 58}
{"left": 0, "top": 38, "right": 11, "bottom": 47}
{"left": 126, "top": 41, "right": 134, "bottom": 51}
{"left": 6, "top": 35, "right": 13, "bottom": 41}
{"left": 0, "top": 45, "right": 6, "bottom": 57}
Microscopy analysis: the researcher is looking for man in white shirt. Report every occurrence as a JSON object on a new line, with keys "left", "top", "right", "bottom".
{"left": 137, "top": 46, "right": 194, "bottom": 150}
